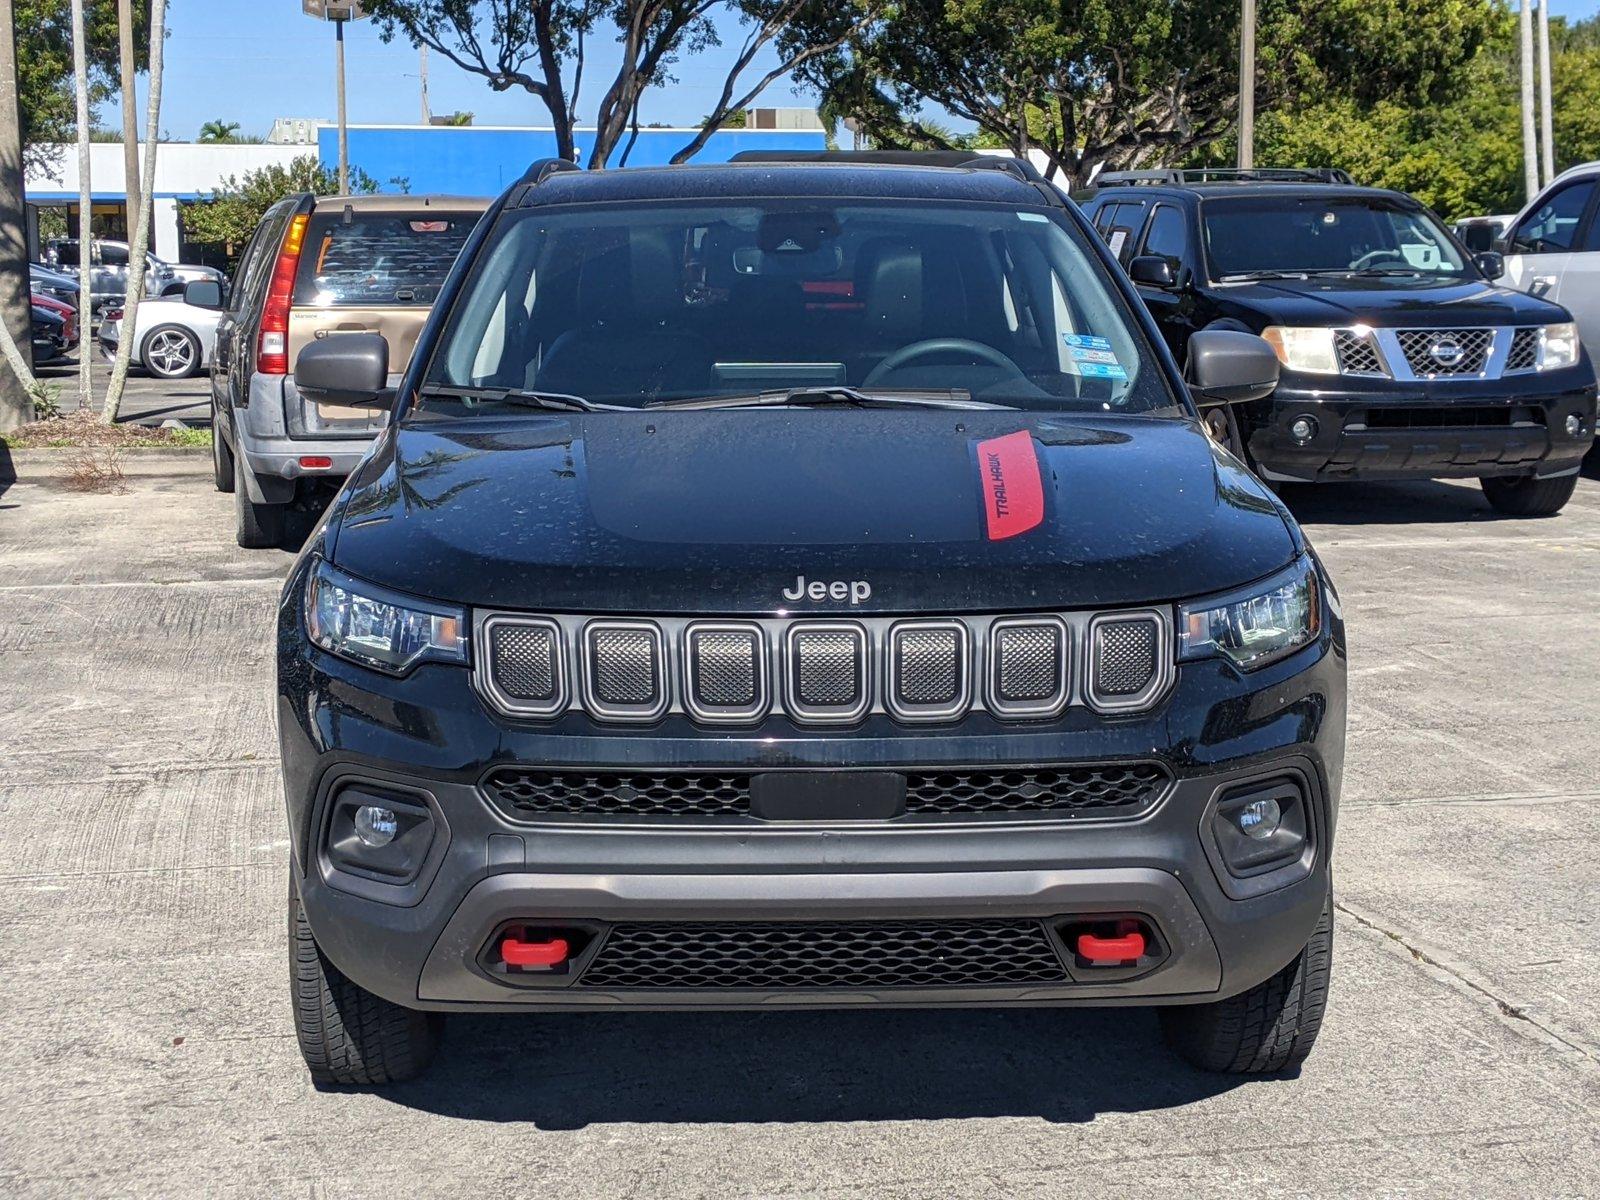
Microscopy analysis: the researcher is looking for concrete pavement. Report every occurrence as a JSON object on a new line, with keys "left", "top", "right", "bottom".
{"left": 0, "top": 460, "right": 1596, "bottom": 1198}
{"left": 35, "top": 354, "right": 211, "bottom": 427}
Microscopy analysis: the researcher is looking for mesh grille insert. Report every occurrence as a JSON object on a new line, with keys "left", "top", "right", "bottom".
{"left": 1395, "top": 328, "right": 1493, "bottom": 376}
{"left": 1506, "top": 327, "right": 1539, "bottom": 373}
{"left": 690, "top": 629, "right": 759, "bottom": 708}
{"left": 904, "top": 763, "right": 1168, "bottom": 815}
{"left": 1094, "top": 619, "right": 1158, "bottom": 698}
{"left": 993, "top": 623, "right": 1063, "bottom": 704}
{"left": 587, "top": 627, "right": 660, "bottom": 707}
{"left": 895, "top": 626, "right": 962, "bottom": 706}
{"left": 490, "top": 623, "right": 558, "bottom": 702}
{"left": 579, "top": 919, "right": 1067, "bottom": 988}
{"left": 1334, "top": 330, "right": 1386, "bottom": 376}
{"left": 792, "top": 628, "right": 864, "bottom": 709}
{"left": 485, "top": 770, "right": 753, "bottom": 817}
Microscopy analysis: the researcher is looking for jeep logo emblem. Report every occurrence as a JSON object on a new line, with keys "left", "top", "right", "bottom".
{"left": 782, "top": 575, "right": 872, "bottom": 606}
{"left": 1428, "top": 336, "right": 1465, "bottom": 367}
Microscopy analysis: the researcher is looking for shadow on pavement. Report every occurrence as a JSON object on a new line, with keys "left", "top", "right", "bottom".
{"left": 372, "top": 1007, "right": 1253, "bottom": 1128}
{"left": 0, "top": 440, "right": 13, "bottom": 501}
{"left": 1277, "top": 478, "right": 1511, "bottom": 526}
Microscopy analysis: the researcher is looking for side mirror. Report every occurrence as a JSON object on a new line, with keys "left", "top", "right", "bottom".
{"left": 1459, "top": 223, "right": 1498, "bottom": 253}
{"left": 183, "top": 279, "right": 224, "bottom": 310}
{"left": 1129, "top": 255, "right": 1177, "bottom": 289}
{"left": 1188, "top": 329, "right": 1280, "bottom": 405}
{"left": 295, "top": 333, "right": 390, "bottom": 407}
{"left": 1473, "top": 250, "right": 1505, "bottom": 281}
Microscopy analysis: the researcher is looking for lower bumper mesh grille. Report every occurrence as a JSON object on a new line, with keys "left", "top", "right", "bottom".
{"left": 579, "top": 919, "right": 1067, "bottom": 988}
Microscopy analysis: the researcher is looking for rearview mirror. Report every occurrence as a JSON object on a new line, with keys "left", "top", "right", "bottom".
{"left": 1473, "top": 250, "right": 1505, "bottom": 281}
{"left": 1188, "top": 329, "right": 1279, "bottom": 405}
{"left": 296, "top": 333, "right": 390, "bottom": 407}
{"left": 1129, "top": 255, "right": 1177, "bottom": 289}
{"left": 183, "top": 279, "right": 224, "bottom": 310}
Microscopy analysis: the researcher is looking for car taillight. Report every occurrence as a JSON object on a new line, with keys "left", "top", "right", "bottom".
{"left": 258, "top": 213, "right": 309, "bottom": 375}
{"left": 104, "top": 308, "right": 123, "bottom": 322}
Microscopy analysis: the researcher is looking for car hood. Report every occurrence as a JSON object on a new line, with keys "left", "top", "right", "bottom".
{"left": 1219, "top": 275, "right": 1570, "bottom": 327}
{"left": 329, "top": 410, "right": 1299, "bottom": 615}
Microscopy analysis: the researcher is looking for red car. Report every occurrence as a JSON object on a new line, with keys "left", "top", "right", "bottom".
{"left": 31, "top": 293, "right": 78, "bottom": 349}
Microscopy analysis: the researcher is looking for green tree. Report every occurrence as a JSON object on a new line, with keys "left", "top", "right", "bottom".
{"left": 197, "top": 119, "right": 241, "bottom": 143}
{"left": 799, "top": 0, "right": 1495, "bottom": 187}
{"left": 15, "top": 0, "right": 149, "bottom": 167}
{"left": 180, "top": 154, "right": 378, "bottom": 266}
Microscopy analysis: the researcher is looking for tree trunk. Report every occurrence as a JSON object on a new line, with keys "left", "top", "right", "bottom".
{"left": 118, "top": 0, "right": 141, "bottom": 232}
{"left": 71, "top": 0, "right": 93, "bottom": 413}
{"left": 0, "top": 0, "right": 37, "bottom": 432}
{"left": 103, "top": 0, "right": 166, "bottom": 425}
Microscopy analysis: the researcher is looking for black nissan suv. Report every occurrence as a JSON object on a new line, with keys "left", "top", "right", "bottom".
{"left": 1079, "top": 168, "right": 1597, "bottom": 515}
{"left": 278, "top": 152, "right": 1346, "bottom": 1086}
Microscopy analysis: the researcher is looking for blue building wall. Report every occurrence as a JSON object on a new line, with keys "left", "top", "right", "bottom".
{"left": 317, "top": 125, "right": 831, "bottom": 196}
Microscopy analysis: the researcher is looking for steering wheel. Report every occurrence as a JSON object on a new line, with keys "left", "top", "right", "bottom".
{"left": 863, "top": 337, "right": 1027, "bottom": 387}
{"left": 1349, "top": 249, "right": 1409, "bottom": 271}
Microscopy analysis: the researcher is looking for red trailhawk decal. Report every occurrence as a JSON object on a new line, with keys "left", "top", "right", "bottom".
{"left": 974, "top": 430, "right": 1044, "bottom": 540}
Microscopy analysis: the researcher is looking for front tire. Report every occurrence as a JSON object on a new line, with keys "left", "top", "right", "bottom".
{"left": 1480, "top": 473, "right": 1577, "bottom": 517}
{"left": 141, "top": 325, "right": 202, "bottom": 380}
{"left": 289, "top": 869, "right": 440, "bottom": 1086}
{"left": 234, "top": 453, "right": 285, "bottom": 549}
{"left": 1160, "top": 890, "right": 1333, "bottom": 1074}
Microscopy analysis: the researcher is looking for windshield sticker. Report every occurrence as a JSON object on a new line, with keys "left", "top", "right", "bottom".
{"left": 1062, "top": 334, "right": 1129, "bottom": 380}
{"left": 972, "top": 430, "right": 1045, "bottom": 541}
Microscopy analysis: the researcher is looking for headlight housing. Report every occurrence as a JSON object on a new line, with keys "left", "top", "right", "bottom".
{"left": 1261, "top": 326, "right": 1340, "bottom": 375}
{"left": 305, "top": 558, "right": 467, "bottom": 675}
{"left": 1179, "top": 559, "right": 1321, "bottom": 670}
{"left": 1536, "top": 322, "right": 1581, "bottom": 371}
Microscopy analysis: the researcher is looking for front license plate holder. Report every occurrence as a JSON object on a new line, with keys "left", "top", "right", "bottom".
{"left": 749, "top": 771, "right": 906, "bottom": 821}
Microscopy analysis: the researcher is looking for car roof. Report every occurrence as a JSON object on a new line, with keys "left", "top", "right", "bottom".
{"left": 309, "top": 193, "right": 490, "bottom": 213}
{"left": 519, "top": 161, "right": 1051, "bottom": 208}
{"left": 1091, "top": 182, "right": 1418, "bottom": 205}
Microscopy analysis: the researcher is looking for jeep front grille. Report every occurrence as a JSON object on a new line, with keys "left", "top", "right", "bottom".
{"left": 1088, "top": 612, "right": 1167, "bottom": 712}
{"left": 578, "top": 919, "right": 1068, "bottom": 988}
{"left": 481, "top": 763, "right": 1171, "bottom": 821}
{"left": 785, "top": 623, "right": 869, "bottom": 723}
{"left": 582, "top": 622, "right": 667, "bottom": 721}
{"left": 888, "top": 621, "right": 970, "bottom": 720}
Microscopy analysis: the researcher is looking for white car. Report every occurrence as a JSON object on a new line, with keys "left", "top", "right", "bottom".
{"left": 98, "top": 285, "right": 224, "bottom": 380}
{"left": 1478, "top": 163, "right": 1600, "bottom": 355}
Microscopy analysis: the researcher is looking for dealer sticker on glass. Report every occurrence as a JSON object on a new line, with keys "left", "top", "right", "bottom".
{"left": 1062, "top": 334, "right": 1128, "bottom": 379}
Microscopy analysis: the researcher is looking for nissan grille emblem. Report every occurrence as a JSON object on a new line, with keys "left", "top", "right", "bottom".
{"left": 1428, "top": 336, "right": 1465, "bottom": 367}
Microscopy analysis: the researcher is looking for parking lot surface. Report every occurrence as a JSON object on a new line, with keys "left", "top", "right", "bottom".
{"left": 36, "top": 357, "right": 211, "bottom": 427}
{"left": 0, "top": 459, "right": 1597, "bottom": 1198}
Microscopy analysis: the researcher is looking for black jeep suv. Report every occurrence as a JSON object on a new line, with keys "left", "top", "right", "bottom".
{"left": 1080, "top": 168, "right": 1597, "bottom": 515}
{"left": 278, "top": 152, "right": 1346, "bottom": 1086}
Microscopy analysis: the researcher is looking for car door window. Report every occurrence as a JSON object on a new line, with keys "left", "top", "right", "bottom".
{"left": 1510, "top": 181, "right": 1595, "bottom": 254}
{"left": 1140, "top": 204, "right": 1187, "bottom": 265}
{"left": 99, "top": 243, "right": 129, "bottom": 267}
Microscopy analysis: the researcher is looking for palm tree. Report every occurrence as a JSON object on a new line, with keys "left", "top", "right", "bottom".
{"left": 198, "top": 119, "right": 241, "bottom": 143}
{"left": 71, "top": 0, "right": 92, "bottom": 411}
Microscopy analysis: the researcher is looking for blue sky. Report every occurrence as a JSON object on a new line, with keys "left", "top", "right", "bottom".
{"left": 112, "top": 0, "right": 1600, "bottom": 143}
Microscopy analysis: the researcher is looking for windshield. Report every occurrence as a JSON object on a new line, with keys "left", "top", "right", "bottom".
{"left": 1204, "top": 196, "right": 1469, "bottom": 278}
{"left": 419, "top": 199, "right": 1177, "bottom": 415}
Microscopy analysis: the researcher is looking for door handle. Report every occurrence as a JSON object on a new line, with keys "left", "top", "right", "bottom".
{"left": 1532, "top": 275, "right": 1558, "bottom": 297}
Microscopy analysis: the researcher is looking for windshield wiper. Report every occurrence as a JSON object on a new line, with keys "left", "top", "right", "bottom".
{"left": 418, "top": 383, "right": 618, "bottom": 413}
{"left": 1217, "top": 269, "right": 1312, "bottom": 281}
{"left": 1301, "top": 267, "right": 1432, "bottom": 278}
{"left": 645, "top": 386, "right": 1010, "bottom": 412}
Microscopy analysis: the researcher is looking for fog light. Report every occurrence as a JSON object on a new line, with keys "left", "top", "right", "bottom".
{"left": 1235, "top": 797, "right": 1282, "bottom": 840}
{"left": 1566, "top": 413, "right": 1585, "bottom": 437}
{"left": 1290, "top": 415, "right": 1318, "bottom": 445}
{"left": 353, "top": 805, "right": 398, "bottom": 847}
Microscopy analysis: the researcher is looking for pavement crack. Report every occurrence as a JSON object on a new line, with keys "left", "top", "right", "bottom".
{"left": 1335, "top": 900, "right": 1600, "bottom": 1069}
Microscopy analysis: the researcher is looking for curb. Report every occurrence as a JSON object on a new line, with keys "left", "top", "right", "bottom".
{"left": 2, "top": 446, "right": 213, "bottom": 482}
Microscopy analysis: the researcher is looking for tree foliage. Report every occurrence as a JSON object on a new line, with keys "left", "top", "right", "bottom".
{"left": 798, "top": 0, "right": 1495, "bottom": 187}
{"left": 15, "top": 0, "right": 150, "bottom": 169}
{"left": 361, "top": 0, "right": 879, "bottom": 167}
{"left": 181, "top": 155, "right": 378, "bottom": 263}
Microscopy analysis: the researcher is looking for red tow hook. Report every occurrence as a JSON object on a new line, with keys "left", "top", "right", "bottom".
{"left": 500, "top": 932, "right": 570, "bottom": 969}
{"left": 1075, "top": 921, "right": 1147, "bottom": 965}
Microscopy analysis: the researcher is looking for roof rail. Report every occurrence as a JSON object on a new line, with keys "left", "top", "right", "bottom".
{"left": 1093, "top": 167, "right": 1355, "bottom": 187}
{"left": 728, "top": 149, "right": 1047, "bottom": 184}
{"left": 515, "top": 157, "right": 582, "bottom": 187}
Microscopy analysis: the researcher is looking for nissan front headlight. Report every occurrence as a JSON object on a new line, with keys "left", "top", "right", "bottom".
{"left": 1179, "top": 559, "right": 1322, "bottom": 670}
{"left": 1261, "top": 326, "right": 1340, "bottom": 375}
{"left": 1537, "top": 322, "right": 1581, "bottom": 371}
{"left": 305, "top": 558, "right": 467, "bottom": 675}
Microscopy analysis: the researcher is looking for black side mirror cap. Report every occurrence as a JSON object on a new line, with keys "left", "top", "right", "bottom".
{"left": 1458, "top": 223, "right": 1499, "bottom": 253}
{"left": 1188, "top": 329, "right": 1280, "bottom": 405}
{"left": 182, "top": 279, "right": 224, "bottom": 310}
{"left": 295, "top": 333, "right": 391, "bottom": 407}
{"left": 1474, "top": 250, "right": 1505, "bottom": 281}
{"left": 1129, "top": 255, "right": 1177, "bottom": 289}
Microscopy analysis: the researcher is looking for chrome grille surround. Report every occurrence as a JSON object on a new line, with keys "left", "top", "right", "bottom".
{"left": 886, "top": 620, "right": 971, "bottom": 722}
{"left": 1087, "top": 610, "right": 1172, "bottom": 714}
{"left": 785, "top": 621, "right": 871, "bottom": 724}
{"left": 581, "top": 620, "right": 668, "bottom": 722}
{"left": 986, "top": 616, "right": 1070, "bottom": 719}
{"left": 473, "top": 608, "right": 1175, "bottom": 726}
{"left": 682, "top": 622, "right": 769, "bottom": 724}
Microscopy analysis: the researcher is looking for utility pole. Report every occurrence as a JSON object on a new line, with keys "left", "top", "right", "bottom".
{"left": 420, "top": 44, "right": 431, "bottom": 125}
{"left": 1537, "top": 0, "right": 1555, "bottom": 187}
{"left": 71, "top": 0, "right": 93, "bottom": 412}
{"left": 1238, "top": 0, "right": 1256, "bottom": 169}
{"left": 117, "top": 0, "right": 141, "bottom": 238}
{"left": 0, "top": 0, "right": 36, "bottom": 432}
{"left": 336, "top": 17, "right": 349, "bottom": 193}
{"left": 1520, "top": 0, "right": 1539, "bottom": 202}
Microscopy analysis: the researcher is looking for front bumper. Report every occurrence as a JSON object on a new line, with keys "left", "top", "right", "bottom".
{"left": 278, "top": 565, "right": 1348, "bottom": 1014}
{"left": 1244, "top": 370, "right": 1596, "bottom": 482}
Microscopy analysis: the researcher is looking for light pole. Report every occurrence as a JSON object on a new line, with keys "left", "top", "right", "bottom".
{"left": 1238, "top": 0, "right": 1256, "bottom": 170}
{"left": 303, "top": 2, "right": 369, "bottom": 195}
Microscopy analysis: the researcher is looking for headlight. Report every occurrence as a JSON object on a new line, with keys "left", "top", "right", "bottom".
{"left": 305, "top": 558, "right": 467, "bottom": 674}
{"left": 1537, "top": 322, "right": 1580, "bottom": 370}
{"left": 1179, "top": 559, "right": 1321, "bottom": 670}
{"left": 1261, "top": 326, "right": 1339, "bottom": 375}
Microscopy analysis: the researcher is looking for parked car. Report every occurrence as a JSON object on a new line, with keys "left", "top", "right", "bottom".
{"left": 96, "top": 281, "right": 224, "bottom": 379}
{"left": 1079, "top": 168, "right": 1597, "bottom": 515}
{"left": 278, "top": 151, "right": 1345, "bottom": 1086}
{"left": 30, "top": 303, "right": 70, "bottom": 364}
{"left": 29, "top": 262, "right": 81, "bottom": 309}
{"left": 210, "top": 192, "right": 489, "bottom": 547}
{"left": 164, "top": 260, "right": 226, "bottom": 292}
{"left": 1452, "top": 213, "right": 1513, "bottom": 245}
{"left": 31, "top": 292, "right": 78, "bottom": 351}
{"left": 47, "top": 238, "right": 176, "bottom": 312}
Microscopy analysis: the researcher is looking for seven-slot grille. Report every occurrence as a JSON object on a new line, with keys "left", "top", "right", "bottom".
{"left": 577, "top": 919, "right": 1068, "bottom": 988}
{"left": 477, "top": 609, "right": 1173, "bottom": 725}
{"left": 481, "top": 762, "right": 1171, "bottom": 821}
{"left": 1394, "top": 328, "right": 1494, "bottom": 376}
